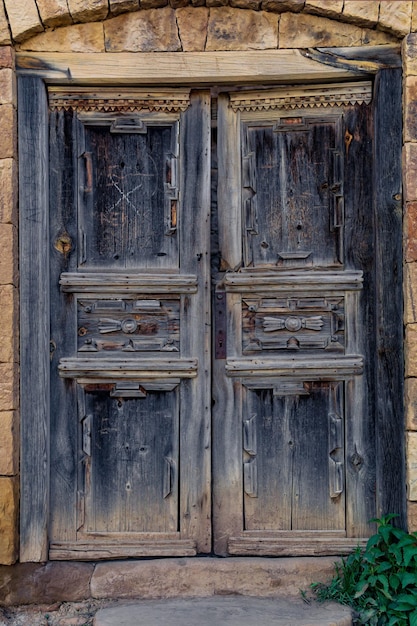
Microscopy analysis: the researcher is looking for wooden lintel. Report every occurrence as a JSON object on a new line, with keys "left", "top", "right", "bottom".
{"left": 302, "top": 44, "right": 401, "bottom": 74}
{"left": 15, "top": 50, "right": 364, "bottom": 85}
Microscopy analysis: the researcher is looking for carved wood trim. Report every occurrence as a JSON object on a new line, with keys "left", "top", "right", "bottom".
{"left": 226, "top": 356, "right": 363, "bottom": 377}
{"left": 60, "top": 273, "right": 198, "bottom": 293}
{"left": 48, "top": 87, "right": 191, "bottom": 113}
{"left": 224, "top": 270, "right": 363, "bottom": 292}
{"left": 229, "top": 82, "right": 372, "bottom": 113}
{"left": 58, "top": 358, "right": 198, "bottom": 380}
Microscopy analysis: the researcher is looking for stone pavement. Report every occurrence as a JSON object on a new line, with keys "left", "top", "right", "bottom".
{"left": 93, "top": 596, "right": 352, "bottom": 626}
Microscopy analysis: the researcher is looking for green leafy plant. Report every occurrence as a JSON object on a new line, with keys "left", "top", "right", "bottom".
{"left": 310, "top": 515, "right": 417, "bottom": 625}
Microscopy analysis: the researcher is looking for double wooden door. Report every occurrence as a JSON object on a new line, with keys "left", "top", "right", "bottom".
{"left": 43, "top": 78, "right": 403, "bottom": 560}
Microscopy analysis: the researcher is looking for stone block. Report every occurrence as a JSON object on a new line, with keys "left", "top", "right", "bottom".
{"left": 104, "top": 8, "right": 181, "bottom": 51}
{"left": 0, "top": 411, "right": 18, "bottom": 475}
{"left": 407, "top": 431, "right": 417, "bottom": 500}
{"left": 406, "top": 378, "right": 417, "bottom": 431}
{"left": 0, "top": 476, "right": 18, "bottom": 565}
{"left": 170, "top": 0, "right": 190, "bottom": 7}
{"left": 361, "top": 27, "right": 397, "bottom": 46}
{"left": 0, "top": 69, "right": 15, "bottom": 106}
{"left": 177, "top": 7, "right": 209, "bottom": 51}
{"left": 379, "top": 1, "right": 412, "bottom": 37}
{"left": 67, "top": 0, "right": 109, "bottom": 23}
{"left": 110, "top": 0, "right": 140, "bottom": 15}
{"left": 412, "top": 1, "right": 417, "bottom": 33}
{"left": 404, "top": 76, "right": 417, "bottom": 143}
{"left": 404, "top": 262, "right": 417, "bottom": 324}
{"left": 206, "top": 0, "right": 228, "bottom": 7}
{"left": 407, "top": 501, "right": 417, "bottom": 531}
{"left": 0, "top": 106, "right": 16, "bottom": 160}
{"left": 91, "top": 557, "right": 339, "bottom": 600}
{"left": 0, "top": 2, "right": 11, "bottom": 46}
{"left": 0, "top": 159, "right": 17, "bottom": 226}
{"left": 0, "top": 226, "right": 17, "bottom": 286}
{"left": 342, "top": 1, "right": 379, "bottom": 28}
{"left": 304, "top": 0, "right": 343, "bottom": 19}
{"left": 3, "top": 0, "right": 43, "bottom": 42}
{"left": 35, "top": 0, "right": 73, "bottom": 27}
{"left": 0, "top": 48, "right": 14, "bottom": 70}
{"left": 0, "top": 363, "right": 18, "bottom": 411}
{"left": 206, "top": 8, "right": 278, "bottom": 51}
{"left": 261, "top": 0, "right": 304, "bottom": 12}
{"left": 406, "top": 323, "right": 417, "bottom": 378}
{"left": 403, "top": 33, "right": 417, "bottom": 76}
{"left": 280, "top": 11, "right": 364, "bottom": 47}
{"left": 0, "top": 285, "right": 18, "bottom": 364}
{"left": 20, "top": 23, "right": 105, "bottom": 52}
{"left": 0, "top": 562, "right": 94, "bottom": 605}
{"left": 405, "top": 203, "right": 417, "bottom": 263}
{"left": 404, "top": 143, "right": 417, "bottom": 202}
{"left": 140, "top": 0, "right": 168, "bottom": 8}
{"left": 230, "top": 0, "right": 262, "bottom": 9}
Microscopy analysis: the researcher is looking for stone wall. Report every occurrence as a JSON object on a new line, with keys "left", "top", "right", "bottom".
{"left": 0, "top": 0, "right": 415, "bottom": 564}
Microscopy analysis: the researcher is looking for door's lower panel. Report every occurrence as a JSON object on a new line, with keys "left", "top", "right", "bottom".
{"left": 49, "top": 538, "right": 196, "bottom": 560}
{"left": 228, "top": 533, "right": 367, "bottom": 556}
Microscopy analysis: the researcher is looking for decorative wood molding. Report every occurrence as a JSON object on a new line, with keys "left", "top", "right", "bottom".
{"left": 224, "top": 270, "right": 363, "bottom": 292}
{"left": 58, "top": 357, "right": 198, "bottom": 381}
{"left": 229, "top": 82, "right": 372, "bottom": 113}
{"left": 60, "top": 273, "right": 198, "bottom": 293}
{"left": 48, "top": 87, "right": 191, "bottom": 113}
{"left": 226, "top": 356, "right": 363, "bottom": 377}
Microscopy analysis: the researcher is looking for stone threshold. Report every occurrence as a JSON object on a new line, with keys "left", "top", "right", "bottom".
{"left": 0, "top": 557, "right": 340, "bottom": 606}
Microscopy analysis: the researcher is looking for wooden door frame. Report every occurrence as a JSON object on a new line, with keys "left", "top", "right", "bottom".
{"left": 18, "top": 46, "right": 404, "bottom": 562}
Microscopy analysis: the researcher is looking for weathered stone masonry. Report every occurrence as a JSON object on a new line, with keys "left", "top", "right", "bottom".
{"left": 0, "top": 0, "right": 416, "bottom": 566}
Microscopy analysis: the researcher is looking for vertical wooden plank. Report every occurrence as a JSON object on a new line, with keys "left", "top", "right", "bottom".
{"left": 217, "top": 93, "right": 241, "bottom": 271}
{"left": 343, "top": 102, "right": 377, "bottom": 537}
{"left": 179, "top": 90, "right": 211, "bottom": 552}
{"left": 19, "top": 76, "right": 50, "bottom": 562}
{"left": 374, "top": 68, "right": 405, "bottom": 525}
{"left": 49, "top": 109, "right": 78, "bottom": 545}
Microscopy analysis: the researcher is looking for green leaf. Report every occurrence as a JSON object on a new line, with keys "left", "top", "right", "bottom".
{"left": 410, "top": 609, "right": 417, "bottom": 626}
{"left": 390, "top": 574, "right": 400, "bottom": 592}
{"left": 398, "top": 571, "right": 417, "bottom": 589}
{"left": 403, "top": 545, "right": 417, "bottom": 567}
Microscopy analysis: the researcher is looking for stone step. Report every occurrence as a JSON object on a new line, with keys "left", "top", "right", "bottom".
{"left": 90, "top": 557, "right": 340, "bottom": 600}
{"left": 94, "top": 597, "right": 352, "bottom": 626}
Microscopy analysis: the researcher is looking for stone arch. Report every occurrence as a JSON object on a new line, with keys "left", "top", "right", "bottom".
{"left": 1, "top": 0, "right": 413, "bottom": 48}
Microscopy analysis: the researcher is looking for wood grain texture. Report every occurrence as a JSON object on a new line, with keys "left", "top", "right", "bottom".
{"left": 373, "top": 68, "right": 405, "bottom": 526}
{"left": 178, "top": 91, "right": 212, "bottom": 552}
{"left": 19, "top": 76, "right": 50, "bottom": 562}
{"left": 15, "top": 50, "right": 364, "bottom": 85}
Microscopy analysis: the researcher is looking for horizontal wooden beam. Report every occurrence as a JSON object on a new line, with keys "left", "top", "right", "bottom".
{"left": 16, "top": 50, "right": 366, "bottom": 85}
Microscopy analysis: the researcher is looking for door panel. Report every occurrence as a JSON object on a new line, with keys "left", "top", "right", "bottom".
{"left": 242, "top": 381, "right": 345, "bottom": 532}
{"left": 48, "top": 89, "right": 211, "bottom": 560}
{"left": 241, "top": 116, "right": 343, "bottom": 268}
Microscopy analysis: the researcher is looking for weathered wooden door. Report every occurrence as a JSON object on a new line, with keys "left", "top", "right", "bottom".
{"left": 48, "top": 89, "right": 211, "bottom": 559}
{"left": 20, "top": 75, "right": 402, "bottom": 561}
{"left": 212, "top": 78, "right": 404, "bottom": 556}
